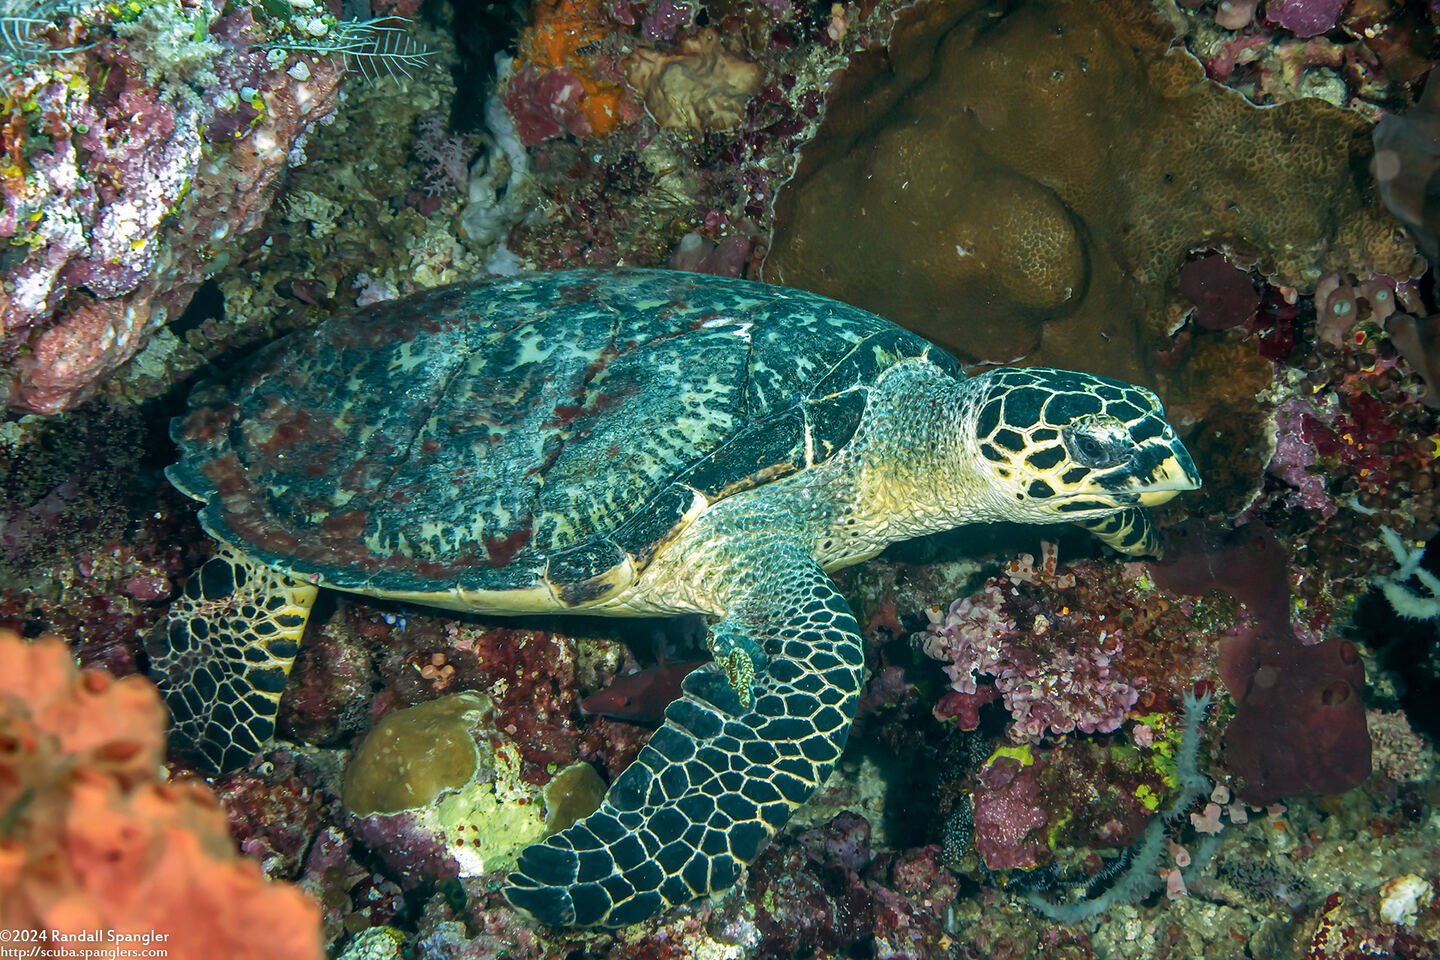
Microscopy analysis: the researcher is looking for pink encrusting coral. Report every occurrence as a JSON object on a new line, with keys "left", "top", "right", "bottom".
{"left": 924, "top": 579, "right": 1140, "bottom": 740}
{"left": 0, "top": 3, "right": 345, "bottom": 414}
{"left": 1268, "top": 396, "right": 1338, "bottom": 516}
{"left": 970, "top": 754, "right": 1050, "bottom": 870}
{"left": 1264, "top": 0, "right": 1347, "bottom": 37}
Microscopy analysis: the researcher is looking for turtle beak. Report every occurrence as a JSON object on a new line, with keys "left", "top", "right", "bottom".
{"left": 1134, "top": 442, "right": 1202, "bottom": 506}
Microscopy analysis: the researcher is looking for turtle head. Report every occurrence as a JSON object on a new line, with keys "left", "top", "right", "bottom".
{"left": 967, "top": 368, "right": 1200, "bottom": 522}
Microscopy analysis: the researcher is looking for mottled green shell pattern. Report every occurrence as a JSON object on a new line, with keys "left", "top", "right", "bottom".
{"left": 169, "top": 269, "right": 954, "bottom": 600}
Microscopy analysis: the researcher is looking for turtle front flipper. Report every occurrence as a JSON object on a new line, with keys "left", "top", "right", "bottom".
{"left": 145, "top": 544, "right": 317, "bottom": 774}
{"left": 1074, "top": 507, "right": 1161, "bottom": 557}
{"left": 504, "top": 545, "right": 864, "bottom": 928}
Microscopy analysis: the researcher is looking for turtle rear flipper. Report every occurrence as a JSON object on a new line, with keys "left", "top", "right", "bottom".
{"left": 505, "top": 543, "right": 864, "bottom": 928}
{"left": 145, "top": 544, "right": 316, "bottom": 773}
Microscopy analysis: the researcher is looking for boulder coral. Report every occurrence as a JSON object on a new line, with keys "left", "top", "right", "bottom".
{"left": 0, "top": 630, "right": 322, "bottom": 959}
{"left": 341, "top": 692, "right": 551, "bottom": 889}
{"left": 765, "top": 0, "right": 1419, "bottom": 383}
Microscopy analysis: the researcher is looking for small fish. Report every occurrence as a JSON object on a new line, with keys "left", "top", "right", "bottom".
{"left": 580, "top": 660, "right": 709, "bottom": 723}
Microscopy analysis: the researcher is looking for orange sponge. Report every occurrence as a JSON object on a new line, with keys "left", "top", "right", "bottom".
{"left": 0, "top": 631, "right": 322, "bottom": 960}
{"left": 515, "top": 0, "right": 625, "bottom": 138}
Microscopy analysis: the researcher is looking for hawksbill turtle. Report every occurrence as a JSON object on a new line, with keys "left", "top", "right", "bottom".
{"left": 148, "top": 268, "right": 1200, "bottom": 929}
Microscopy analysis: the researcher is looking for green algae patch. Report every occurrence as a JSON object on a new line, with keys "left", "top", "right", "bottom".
{"left": 541, "top": 761, "right": 608, "bottom": 835}
{"left": 342, "top": 692, "right": 493, "bottom": 817}
{"left": 981, "top": 743, "right": 1036, "bottom": 772}
{"left": 428, "top": 744, "right": 548, "bottom": 877}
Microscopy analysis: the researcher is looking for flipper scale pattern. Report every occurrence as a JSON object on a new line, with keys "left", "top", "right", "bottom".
{"left": 144, "top": 543, "right": 316, "bottom": 774}
{"left": 505, "top": 549, "right": 863, "bottom": 928}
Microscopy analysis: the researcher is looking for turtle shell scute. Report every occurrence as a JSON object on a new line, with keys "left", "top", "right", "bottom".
{"left": 169, "top": 269, "right": 947, "bottom": 595}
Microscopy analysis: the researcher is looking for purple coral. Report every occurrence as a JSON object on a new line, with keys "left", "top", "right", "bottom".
{"left": 1267, "top": 397, "right": 1338, "bottom": 517}
{"left": 922, "top": 586, "right": 1014, "bottom": 699}
{"left": 924, "top": 585, "right": 1139, "bottom": 739}
{"left": 971, "top": 755, "right": 1049, "bottom": 871}
{"left": 349, "top": 811, "right": 462, "bottom": 892}
{"left": 640, "top": 0, "right": 695, "bottom": 42}
{"left": 413, "top": 115, "right": 480, "bottom": 196}
{"left": 1264, "top": 0, "right": 1346, "bottom": 37}
{"left": 747, "top": 813, "right": 960, "bottom": 958}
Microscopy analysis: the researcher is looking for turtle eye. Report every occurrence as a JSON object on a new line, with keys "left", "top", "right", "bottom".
{"left": 1075, "top": 435, "right": 1107, "bottom": 461}
{"left": 1062, "top": 422, "right": 1130, "bottom": 468}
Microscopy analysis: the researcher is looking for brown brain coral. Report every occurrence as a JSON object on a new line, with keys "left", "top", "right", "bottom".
{"left": 764, "top": 0, "right": 1420, "bottom": 382}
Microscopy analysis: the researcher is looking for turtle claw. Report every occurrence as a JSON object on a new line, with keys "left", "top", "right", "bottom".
{"left": 708, "top": 622, "right": 766, "bottom": 705}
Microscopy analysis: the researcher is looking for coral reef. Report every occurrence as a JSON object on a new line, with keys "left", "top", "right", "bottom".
{"left": 925, "top": 580, "right": 1139, "bottom": 739}
{"left": 6, "top": 0, "right": 1440, "bottom": 956}
{"left": 1266, "top": 294, "right": 1440, "bottom": 537}
{"left": 745, "top": 812, "right": 961, "bottom": 960}
{"left": 238, "top": 601, "right": 635, "bottom": 911}
{"left": 969, "top": 748, "right": 1050, "bottom": 871}
{"left": 214, "top": 754, "right": 328, "bottom": 880}
{"left": 342, "top": 693, "right": 493, "bottom": 817}
{"left": 275, "top": 604, "right": 380, "bottom": 748}
{"left": 0, "top": 401, "right": 206, "bottom": 676}
{"left": 501, "top": 0, "right": 634, "bottom": 146}
{"left": 764, "top": 0, "right": 1418, "bottom": 384}
{"left": 1367, "top": 709, "right": 1435, "bottom": 784}
{"left": 1181, "top": 0, "right": 1437, "bottom": 118}
{"left": 918, "top": 544, "right": 1240, "bottom": 910}
{"left": 1025, "top": 690, "right": 1216, "bottom": 921}
{"left": 498, "top": 0, "right": 909, "bottom": 274}
{"left": 340, "top": 689, "right": 580, "bottom": 889}
{"left": 0, "top": 1, "right": 348, "bottom": 414}
{"left": 540, "top": 760, "right": 607, "bottom": 833}
{"left": 0, "top": 630, "right": 322, "bottom": 957}
{"left": 923, "top": 544, "right": 1225, "bottom": 739}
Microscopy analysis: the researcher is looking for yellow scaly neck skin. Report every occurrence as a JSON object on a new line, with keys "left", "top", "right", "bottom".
{"left": 846, "top": 360, "right": 1204, "bottom": 540}
{"left": 599, "top": 358, "right": 986, "bottom": 616}
{"left": 815, "top": 358, "right": 997, "bottom": 561}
